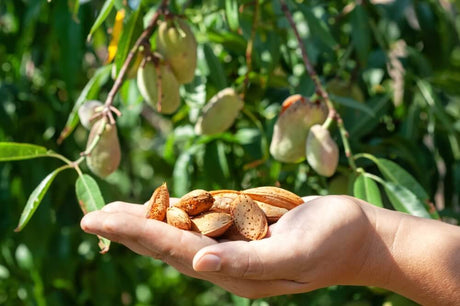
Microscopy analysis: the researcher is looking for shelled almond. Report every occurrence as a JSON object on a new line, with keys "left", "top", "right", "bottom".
{"left": 145, "top": 184, "right": 305, "bottom": 240}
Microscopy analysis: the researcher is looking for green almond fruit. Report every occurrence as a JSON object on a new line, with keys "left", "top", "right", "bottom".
{"left": 195, "top": 88, "right": 244, "bottom": 135}
{"left": 269, "top": 95, "right": 328, "bottom": 163}
{"left": 305, "top": 124, "right": 339, "bottom": 177}
{"left": 78, "top": 100, "right": 103, "bottom": 130}
{"left": 86, "top": 119, "right": 121, "bottom": 178}
{"left": 156, "top": 19, "right": 197, "bottom": 84}
{"left": 137, "top": 59, "right": 181, "bottom": 114}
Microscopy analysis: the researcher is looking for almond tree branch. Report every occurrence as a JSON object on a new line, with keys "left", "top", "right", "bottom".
{"left": 280, "top": 0, "right": 357, "bottom": 170}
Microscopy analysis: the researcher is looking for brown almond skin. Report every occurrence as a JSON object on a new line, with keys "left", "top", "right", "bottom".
{"left": 242, "top": 186, "right": 304, "bottom": 210}
{"left": 221, "top": 223, "right": 250, "bottom": 241}
{"left": 255, "top": 200, "right": 288, "bottom": 224}
{"left": 191, "top": 212, "right": 233, "bottom": 237}
{"left": 166, "top": 207, "right": 191, "bottom": 230}
{"left": 231, "top": 194, "right": 268, "bottom": 240}
{"left": 174, "top": 189, "right": 214, "bottom": 216}
{"left": 145, "top": 183, "right": 169, "bottom": 221}
{"left": 210, "top": 192, "right": 239, "bottom": 213}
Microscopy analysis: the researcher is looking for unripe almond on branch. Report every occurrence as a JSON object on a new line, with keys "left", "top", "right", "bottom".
{"left": 270, "top": 95, "right": 328, "bottom": 163}
{"left": 78, "top": 100, "right": 103, "bottom": 130}
{"left": 156, "top": 19, "right": 197, "bottom": 84}
{"left": 166, "top": 206, "right": 191, "bottom": 230}
{"left": 306, "top": 124, "right": 339, "bottom": 177}
{"left": 231, "top": 194, "right": 268, "bottom": 240}
{"left": 86, "top": 119, "right": 121, "bottom": 178}
{"left": 242, "top": 186, "right": 304, "bottom": 210}
{"left": 137, "top": 58, "right": 181, "bottom": 114}
{"left": 145, "top": 183, "right": 169, "bottom": 221}
{"left": 195, "top": 88, "right": 244, "bottom": 135}
{"left": 174, "top": 189, "right": 214, "bottom": 216}
{"left": 191, "top": 212, "right": 233, "bottom": 237}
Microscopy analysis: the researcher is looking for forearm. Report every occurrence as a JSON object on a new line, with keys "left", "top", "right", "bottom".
{"left": 358, "top": 202, "right": 460, "bottom": 305}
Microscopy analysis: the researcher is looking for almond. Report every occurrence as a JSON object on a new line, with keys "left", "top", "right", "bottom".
{"left": 242, "top": 186, "right": 303, "bottom": 210}
{"left": 231, "top": 194, "right": 268, "bottom": 240}
{"left": 255, "top": 200, "right": 288, "bottom": 223}
{"left": 166, "top": 207, "right": 191, "bottom": 230}
{"left": 145, "top": 183, "right": 169, "bottom": 221}
{"left": 210, "top": 192, "right": 239, "bottom": 213}
{"left": 191, "top": 212, "right": 233, "bottom": 237}
{"left": 174, "top": 189, "right": 214, "bottom": 216}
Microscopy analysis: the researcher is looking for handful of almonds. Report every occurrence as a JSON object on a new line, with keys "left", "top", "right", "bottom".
{"left": 145, "top": 183, "right": 304, "bottom": 241}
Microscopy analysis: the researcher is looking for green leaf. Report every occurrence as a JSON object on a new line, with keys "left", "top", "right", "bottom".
{"left": 297, "top": 5, "right": 337, "bottom": 49}
{"left": 351, "top": 4, "right": 371, "bottom": 65}
{"left": 114, "top": 6, "right": 143, "bottom": 76}
{"left": 173, "top": 151, "right": 193, "bottom": 197}
{"left": 383, "top": 181, "right": 431, "bottom": 219}
{"left": 87, "top": 0, "right": 115, "bottom": 41}
{"left": 203, "top": 44, "right": 227, "bottom": 90}
{"left": 75, "top": 174, "right": 105, "bottom": 214}
{"left": 57, "top": 65, "right": 112, "bottom": 144}
{"left": 225, "top": 0, "right": 239, "bottom": 32}
{"left": 76, "top": 174, "right": 110, "bottom": 253}
{"left": 353, "top": 174, "right": 383, "bottom": 207}
{"left": 0, "top": 143, "right": 47, "bottom": 161}
{"left": 329, "top": 94, "right": 375, "bottom": 117}
{"left": 15, "top": 166, "right": 69, "bottom": 232}
{"left": 375, "top": 158, "right": 439, "bottom": 219}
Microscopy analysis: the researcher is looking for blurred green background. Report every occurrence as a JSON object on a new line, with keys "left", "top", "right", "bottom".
{"left": 0, "top": 0, "right": 458, "bottom": 305}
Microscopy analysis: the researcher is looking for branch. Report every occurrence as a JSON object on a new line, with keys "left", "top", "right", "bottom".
{"left": 280, "top": 0, "right": 357, "bottom": 170}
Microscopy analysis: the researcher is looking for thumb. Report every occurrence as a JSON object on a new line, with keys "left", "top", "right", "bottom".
{"left": 192, "top": 237, "right": 289, "bottom": 280}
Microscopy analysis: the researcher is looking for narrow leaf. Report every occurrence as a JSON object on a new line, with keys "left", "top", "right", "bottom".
{"left": 173, "top": 151, "right": 193, "bottom": 197}
{"left": 353, "top": 174, "right": 383, "bottom": 207}
{"left": 329, "top": 94, "right": 375, "bottom": 117}
{"left": 75, "top": 174, "right": 105, "bottom": 214}
{"left": 383, "top": 181, "right": 431, "bottom": 219}
{"left": 57, "top": 65, "right": 112, "bottom": 143}
{"left": 0, "top": 143, "right": 47, "bottom": 161}
{"left": 114, "top": 6, "right": 143, "bottom": 76}
{"left": 351, "top": 4, "right": 371, "bottom": 65}
{"left": 297, "top": 5, "right": 337, "bottom": 49}
{"left": 15, "top": 166, "right": 68, "bottom": 232}
{"left": 76, "top": 174, "right": 110, "bottom": 253}
{"left": 87, "top": 0, "right": 115, "bottom": 41}
{"left": 225, "top": 0, "right": 240, "bottom": 32}
{"left": 203, "top": 44, "right": 227, "bottom": 90}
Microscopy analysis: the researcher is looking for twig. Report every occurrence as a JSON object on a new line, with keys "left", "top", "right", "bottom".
{"left": 280, "top": 0, "right": 357, "bottom": 170}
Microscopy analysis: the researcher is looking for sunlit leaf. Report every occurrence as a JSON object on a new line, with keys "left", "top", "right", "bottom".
{"left": 225, "top": 0, "right": 239, "bottom": 32}
{"left": 76, "top": 174, "right": 110, "bottom": 253}
{"left": 173, "top": 151, "right": 193, "bottom": 197}
{"left": 15, "top": 166, "right": 69, "bottom": 232}
{"left": 353, "top": 174, "right": 383, "bottom": 207}
{"left": 106, "top": 9, "right": 125, "bottom": 64}
{"left": 87, "top": 0, "right": 115, "bottom": 41}
{"left": 383, "top": 181, "right": 431, "bottom": 219}
{"left": 0, "top": 143, "right": 47, "bottom": 161}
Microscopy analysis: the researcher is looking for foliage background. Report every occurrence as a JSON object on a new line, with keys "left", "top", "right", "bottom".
{"left": 0, "top": 0, "right": 458, "bottom": 305}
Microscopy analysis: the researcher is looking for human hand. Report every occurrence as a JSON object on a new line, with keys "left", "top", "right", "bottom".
{"left": 80, "top": 195, "right": 378, "bottom": 298}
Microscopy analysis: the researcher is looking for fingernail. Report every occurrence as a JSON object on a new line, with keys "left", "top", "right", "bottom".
{"left": 194, "top": 254, "right": 221, "bottom": 272}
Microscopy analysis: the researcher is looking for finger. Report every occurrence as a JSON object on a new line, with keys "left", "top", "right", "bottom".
{"left": 192, "top": 236, "right": 299, "bottom": 281}
{"left": 101, "top": 201, "right": 145, "bottom": 216}
{"left": 81, "top": 210, "right": 217, "bottom": 262}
